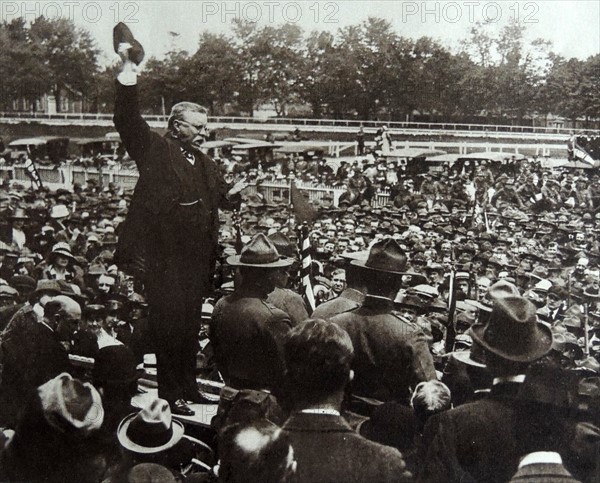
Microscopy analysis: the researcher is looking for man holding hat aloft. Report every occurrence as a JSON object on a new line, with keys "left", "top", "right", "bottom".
{"left": 419, "top": 294, "right": 553, "bottom": 483}
{"left": 112, "top": 23, "right": 247, "bottom": 416}
{"left": 331, "top": 238, "right": 436, "bottom": 404}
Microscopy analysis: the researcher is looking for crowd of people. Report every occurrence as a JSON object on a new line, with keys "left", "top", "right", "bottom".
{"left": 0, "top": 23, "right": 597, "bottom": 483}
{"left": 0, "top": 147, "right": 598, "bottom": 480}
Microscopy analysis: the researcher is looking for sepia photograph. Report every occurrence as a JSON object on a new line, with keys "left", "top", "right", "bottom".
{"left": 0, "top": 0, "right": 598, "bottom": 481}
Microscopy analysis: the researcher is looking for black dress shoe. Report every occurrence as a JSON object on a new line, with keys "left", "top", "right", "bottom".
{"left": 171, "top": 399, "right": 195, "bottom": 416}
{"left": 185, "top": 390, "right": 219, "bottom": 405}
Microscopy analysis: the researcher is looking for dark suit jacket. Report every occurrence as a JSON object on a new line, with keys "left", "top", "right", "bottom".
{"left": 331, "top": 296, "right": 436, "bottom": 402}
{"left": 283, "top": 412, "right": 410, "bottom": 483}
{"left": 113, "top": 81, "right": 235, "bottom": 305}
{"left": 510, "top": 462, "right": 581, "bottom": 482}
{"left": 0, "top": 317, "right": 70, "bottom": 426}
{"left": 312, "top": 287, "right": 364, "bottom": 319}
{"left": 210, "top": 286, "right": 294, "bottom": 391}
{"left": 419, "top": 382, "right": 524, "bottom": 483}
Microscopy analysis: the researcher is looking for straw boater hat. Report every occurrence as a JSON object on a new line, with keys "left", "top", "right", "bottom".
{"left": 8, "top": 207, "right": 29, "bottom": 221}
{"left": 470, "top": 295, "right": 552, "bottom": 363}
{"left": 227, "top": 233, "right": 294, "bottom": 268}
{"left": 117, "top": 398, "right": 184, "bottom": 454}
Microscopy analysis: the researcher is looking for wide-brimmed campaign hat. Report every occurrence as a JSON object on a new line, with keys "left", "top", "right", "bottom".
{"left": 227, "top": 233, "right": 293, "bottom": 268}
{"left": 351, "top": 238, "right": 407, "bottom": 275}
{"left": 117, "top": 398, "right": 184, "bottom": 454}
{"left": 470, "top": 295, "right": 552, "bottom": 363}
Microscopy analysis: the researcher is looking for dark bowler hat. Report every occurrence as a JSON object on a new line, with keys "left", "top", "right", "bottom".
{"left": 351, "top": 238, "right": 407, "bottom": 275}
{"left": 113, "top": 22, "right": 145, "bottom": 65}
{"left": 470, "top": 295, "right": 552, "bottom": 363}
{"left": 227, "top": 233, "right": 294, "bottom": 268}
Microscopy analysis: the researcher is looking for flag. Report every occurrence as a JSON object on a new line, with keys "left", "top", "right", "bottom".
{"left": 299, "top": 223, "right": 316, "bottom": 312}
{"left": 23, "top": 157, "right": 43, "bottom": 190}
{"left": 290, "top": 181, "right": 318, "bottom": 224}
{"left": 444, "top": 250, "right": 458, "bottom": 354}
{"left": 568, "top": 135, "right": 596, "bottom": 165}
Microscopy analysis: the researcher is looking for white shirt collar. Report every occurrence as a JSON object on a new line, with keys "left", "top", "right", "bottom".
{"left": 493, "top": 374, "right": 526, "bottom": 385}
{"left": 519, "top": 451, "right": 563, "bottom": 469}
{"left": 300, "top": 408, "right": 340, "bottom": 416}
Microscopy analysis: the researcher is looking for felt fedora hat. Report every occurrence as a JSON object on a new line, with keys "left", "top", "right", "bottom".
{"left": 37, "top": 373, "right": 104, "bottom": 436}
{"left": 113, "top": 22, "right": 145, "bottom": 65}
{"left": 118, "top": 398, "right": 184, "bottom": 454}
{"left": 227, "top": 233, "right": 293, "bottom": 268}
{"left": 470, "top": 295, "right": 552, "bottom": 363}
{"left": 351, "top": 238, "right": 407, "bottom": 275}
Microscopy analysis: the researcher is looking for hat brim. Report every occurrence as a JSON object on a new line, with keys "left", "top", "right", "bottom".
{"left": 113, "top": 22, "right": 145, "bottom": 65}
{"left": 50, "top": 250, "right": 76, "bottom": 262}
{"left": 350, "top": 259, "right": 406, "bottom": 276}
{"left": 226, "top": 255, "right": 294, "bottom": 268}
{"left": 469, "top": 323, "right": 553, "bottom": 363}
{"left": 117, "top": 413, "right": 184, "bottom": 455}
{"left": 451, "top": 350, "right": 486, "bottom": 368}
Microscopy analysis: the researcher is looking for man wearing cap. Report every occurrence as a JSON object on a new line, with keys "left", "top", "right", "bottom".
{"left": 330, "top": 239, "right": 436, "bottom": 403}
{"left": 419, "top": 295, "right": 553, "bottom": 483}
{"left": 210, "top": 234, "right": 294, "bottom": 406}
{"left": 113, "top": 29, "right": 247, "bottom": 414}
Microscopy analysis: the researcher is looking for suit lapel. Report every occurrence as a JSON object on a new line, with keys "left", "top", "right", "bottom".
{"left": 167, "top": 141, "right": 188, "bottom": 190}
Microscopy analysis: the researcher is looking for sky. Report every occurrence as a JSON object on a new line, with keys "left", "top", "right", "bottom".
{"left": 2, "top": 1, "right": 599, "bottom": 64}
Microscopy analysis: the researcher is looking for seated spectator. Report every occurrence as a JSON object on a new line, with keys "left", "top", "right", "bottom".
{"left": 218, "top": 419, "right": 296, "bottom": 483}
{"left": 282, "top": 318, "right": 411, "bottom": 482}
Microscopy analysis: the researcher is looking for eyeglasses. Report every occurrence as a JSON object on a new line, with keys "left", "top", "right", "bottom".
{"left": 178, "top": 120, "right": 208, "bottom": 134}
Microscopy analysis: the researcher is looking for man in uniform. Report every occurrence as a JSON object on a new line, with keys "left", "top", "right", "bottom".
{"left": 331, "top": 239, "right": 436, "bottom": 403}
{"left": 210, "top": 233, "right": 294, "bottom": 395}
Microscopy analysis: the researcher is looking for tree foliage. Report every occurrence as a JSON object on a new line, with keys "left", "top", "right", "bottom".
{"left": 0, "top": 16, "right": 597, "bottom": 125}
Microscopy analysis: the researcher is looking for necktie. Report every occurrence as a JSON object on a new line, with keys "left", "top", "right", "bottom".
{"left": 181, "top": 148, "right": 195, "bottom": 165}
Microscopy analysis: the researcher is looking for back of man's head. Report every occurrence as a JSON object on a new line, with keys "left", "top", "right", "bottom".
{"left": 219, "top": 419, "right": 295, "bottom": 483}
{"left": 284, "top": 319, "right": 353, "bottom": 406}
{"left": 44, "top": 295, "right": 81, "bottom": 323}
{"left": 411, "top": 380, "right": 452, "bottom": 428}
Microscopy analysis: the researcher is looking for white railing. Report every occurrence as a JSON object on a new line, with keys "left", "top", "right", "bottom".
{"left": 1, "top": 111, "right": 598, "bottom": 136}
{"left": 0, "top": 164, "right": 395, "bottom": 207}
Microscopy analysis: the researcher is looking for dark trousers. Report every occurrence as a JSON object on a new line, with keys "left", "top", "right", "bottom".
{"left": 148, "top": 301, "right": 201, "bottom": 403}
